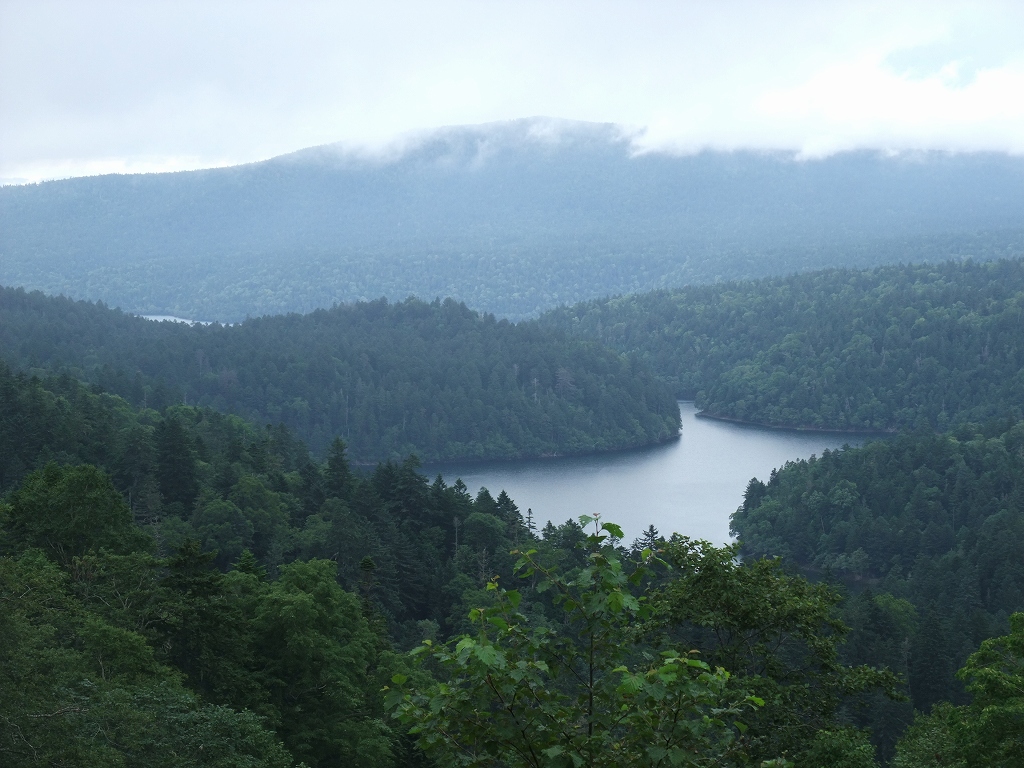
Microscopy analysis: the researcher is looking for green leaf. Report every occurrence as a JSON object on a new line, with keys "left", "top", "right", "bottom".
{"left": 607, "top": 590, "right": 625, "bottom": 613}
{"left": 617, "top": 674, "right": 644, "bottom": 694}
{"left": 668, "top": 745, "right": 688, "bottom": 765}
{"left": 603, "top": 523, "right": 624, "bottom": 539}
{"left": 474, "top": 644, "right": 506, "bottom": 669}
{"left": 647, "top": 746, "right": 668, "bottom": 761}
{"left": 382, "top": 689, "right": 405, "bottom": 711}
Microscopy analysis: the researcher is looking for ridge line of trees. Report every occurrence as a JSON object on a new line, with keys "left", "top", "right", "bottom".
{"left": 0, "top": 287, "right": 680, "bottom": 461}
{"left": 542, "top": 257, "right": 1024, "bottom": 433}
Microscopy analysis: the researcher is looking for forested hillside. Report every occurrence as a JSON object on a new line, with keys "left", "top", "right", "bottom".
{"left": 0, "top": 362, "right": 967, "bottom": 766}
{"left": 731, "top": 422, "right": 1024, "bottom": 759}
{"left": 0, "top": 287, "right": 679, "bottom": 461}
{"left": 4, "top": 363, "right": 1022, "bottom": 765}
{"left": 0, "top": 359, "right": 545, "bottom": 642}
{"left": 544, "top": 258, "right": 1024, "bottom": 432}
{"left": 0, "top": 361, "right": 592, "bottom": 765}
{"left": 3, "top": 119, "right": 1023, "bottom": 321}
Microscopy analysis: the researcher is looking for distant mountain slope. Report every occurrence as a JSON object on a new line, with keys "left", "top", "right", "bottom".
{"left": 0, "top": 286, "right": 680, "bottom": 461}
{"left": 2, "top": 119, "right": 1023, "bottom": 321}
{"left": 541, "top": 258, "right": 1024, "bottom": 432}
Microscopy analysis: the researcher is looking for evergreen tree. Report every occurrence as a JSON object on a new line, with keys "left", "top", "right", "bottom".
{"left": 325, "top": 437, "right": 352, "bottom": 500}
{"left": 156, "top": 540, "right": 255, "bottom": 707}
{"left": 156, "top": 416, "right": 200, "bottom": 511}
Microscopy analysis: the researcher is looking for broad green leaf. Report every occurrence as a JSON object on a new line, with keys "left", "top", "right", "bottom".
{"left": 603, "top": 523, "right": 624, "bottom": 539}
{"left": 474, "top": 644, "right": 506, "bottom": 668}
{"left": 617, "top": 674, "right": 644, "bottom": 695}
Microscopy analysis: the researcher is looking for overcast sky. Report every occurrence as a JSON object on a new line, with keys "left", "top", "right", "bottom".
{"left": 2, "top": 0, "right": 1023, "bottom": 183}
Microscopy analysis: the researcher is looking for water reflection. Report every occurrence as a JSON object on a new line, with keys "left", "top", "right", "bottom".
{"left": 423, "top": 403, "right": 876, "bottom": 546}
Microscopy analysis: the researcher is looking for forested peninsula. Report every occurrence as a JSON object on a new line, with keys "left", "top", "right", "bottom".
{"left": 543, "top": 258, "right": 1024, "bottom": 433}
{"left": 0, "top": 287, "right": 680, "bottom": 461}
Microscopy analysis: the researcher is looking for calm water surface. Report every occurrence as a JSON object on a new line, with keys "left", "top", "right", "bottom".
{"left": 423, "top": 403, "right": 875, "bottom": 546}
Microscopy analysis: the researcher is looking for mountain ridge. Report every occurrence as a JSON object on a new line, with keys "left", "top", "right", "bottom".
{"left": 3, "top": 118, "right": 1023, "bottom": 321}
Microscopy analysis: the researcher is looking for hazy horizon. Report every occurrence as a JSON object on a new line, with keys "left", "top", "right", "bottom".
{"left": 5, "top": 115, "right": 1024, "bottom": 189}
{"left": 3, "top": 1, "right": 1023, "bottom": 184}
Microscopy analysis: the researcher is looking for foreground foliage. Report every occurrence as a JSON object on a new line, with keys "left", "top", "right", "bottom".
{"left": 893, "top": 612, "right": 1024, "bottom": 767}
{"left": 389, "top": 519, "right": 764, "bottom": 767}
{"left": 388, "top": 518, "right": 899, "bottom": 767}
{"left": 653, "top": 538, "right": 899, "bottom": 765}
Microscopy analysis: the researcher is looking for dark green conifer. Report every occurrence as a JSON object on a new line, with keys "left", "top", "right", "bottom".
{"left": 325, "top": 437, "right": 352, "bottom": 500}
{"left": 156, "top": 416, "right": 200, "bottom": 510}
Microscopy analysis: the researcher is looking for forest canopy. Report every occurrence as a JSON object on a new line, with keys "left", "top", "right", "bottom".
{"left": 543, "top": 258, "right": 1024, "bottom": 432}
{"left": 731, "top": 419, "right": 1024, "bottom": 759}
{"left": 6, "top": 258, "right": 1024, "bottom": 763}
{"left": 0, "top": 357, "right": 903, "bottom": 767}
{"left": 0, "top": 288, "right": 680, "bottom": 461}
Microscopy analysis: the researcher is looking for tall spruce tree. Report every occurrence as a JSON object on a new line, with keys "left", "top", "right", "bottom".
{"left": 156, "top": 416, "right": 200, "bottom": 511}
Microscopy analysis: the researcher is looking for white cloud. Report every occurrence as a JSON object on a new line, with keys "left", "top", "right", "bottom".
{"left": 1, "top": 0, "right": 1022, "bottom": 181}
{"left": 753, "top": 54, "right": 1024, "bottom": 157}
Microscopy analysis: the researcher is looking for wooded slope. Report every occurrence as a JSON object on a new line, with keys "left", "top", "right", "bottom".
{"left": 543, "top": 258, "right": 1024, "bottom": 432}
{"left": 0, "top": 288, "right": 680, "bottom": 461}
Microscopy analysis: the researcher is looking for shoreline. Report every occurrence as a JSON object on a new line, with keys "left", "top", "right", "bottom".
{"left": 694, "top": 410, "right": 896, "bottom": 437}
{"left": 353, "top": 430, "right": 684, "bottom": 469}
{"left": 353, "top": 402, "right": 893, "bottom": 469}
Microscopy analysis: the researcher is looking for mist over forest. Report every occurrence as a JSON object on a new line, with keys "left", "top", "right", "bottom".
{"left": 3, "top": 119, "right": 1024, "bottom": 321}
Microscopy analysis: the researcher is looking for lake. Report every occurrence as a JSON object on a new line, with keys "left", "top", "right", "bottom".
{"left": 423, "top": 402, "right": 875, "bottom": 546}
